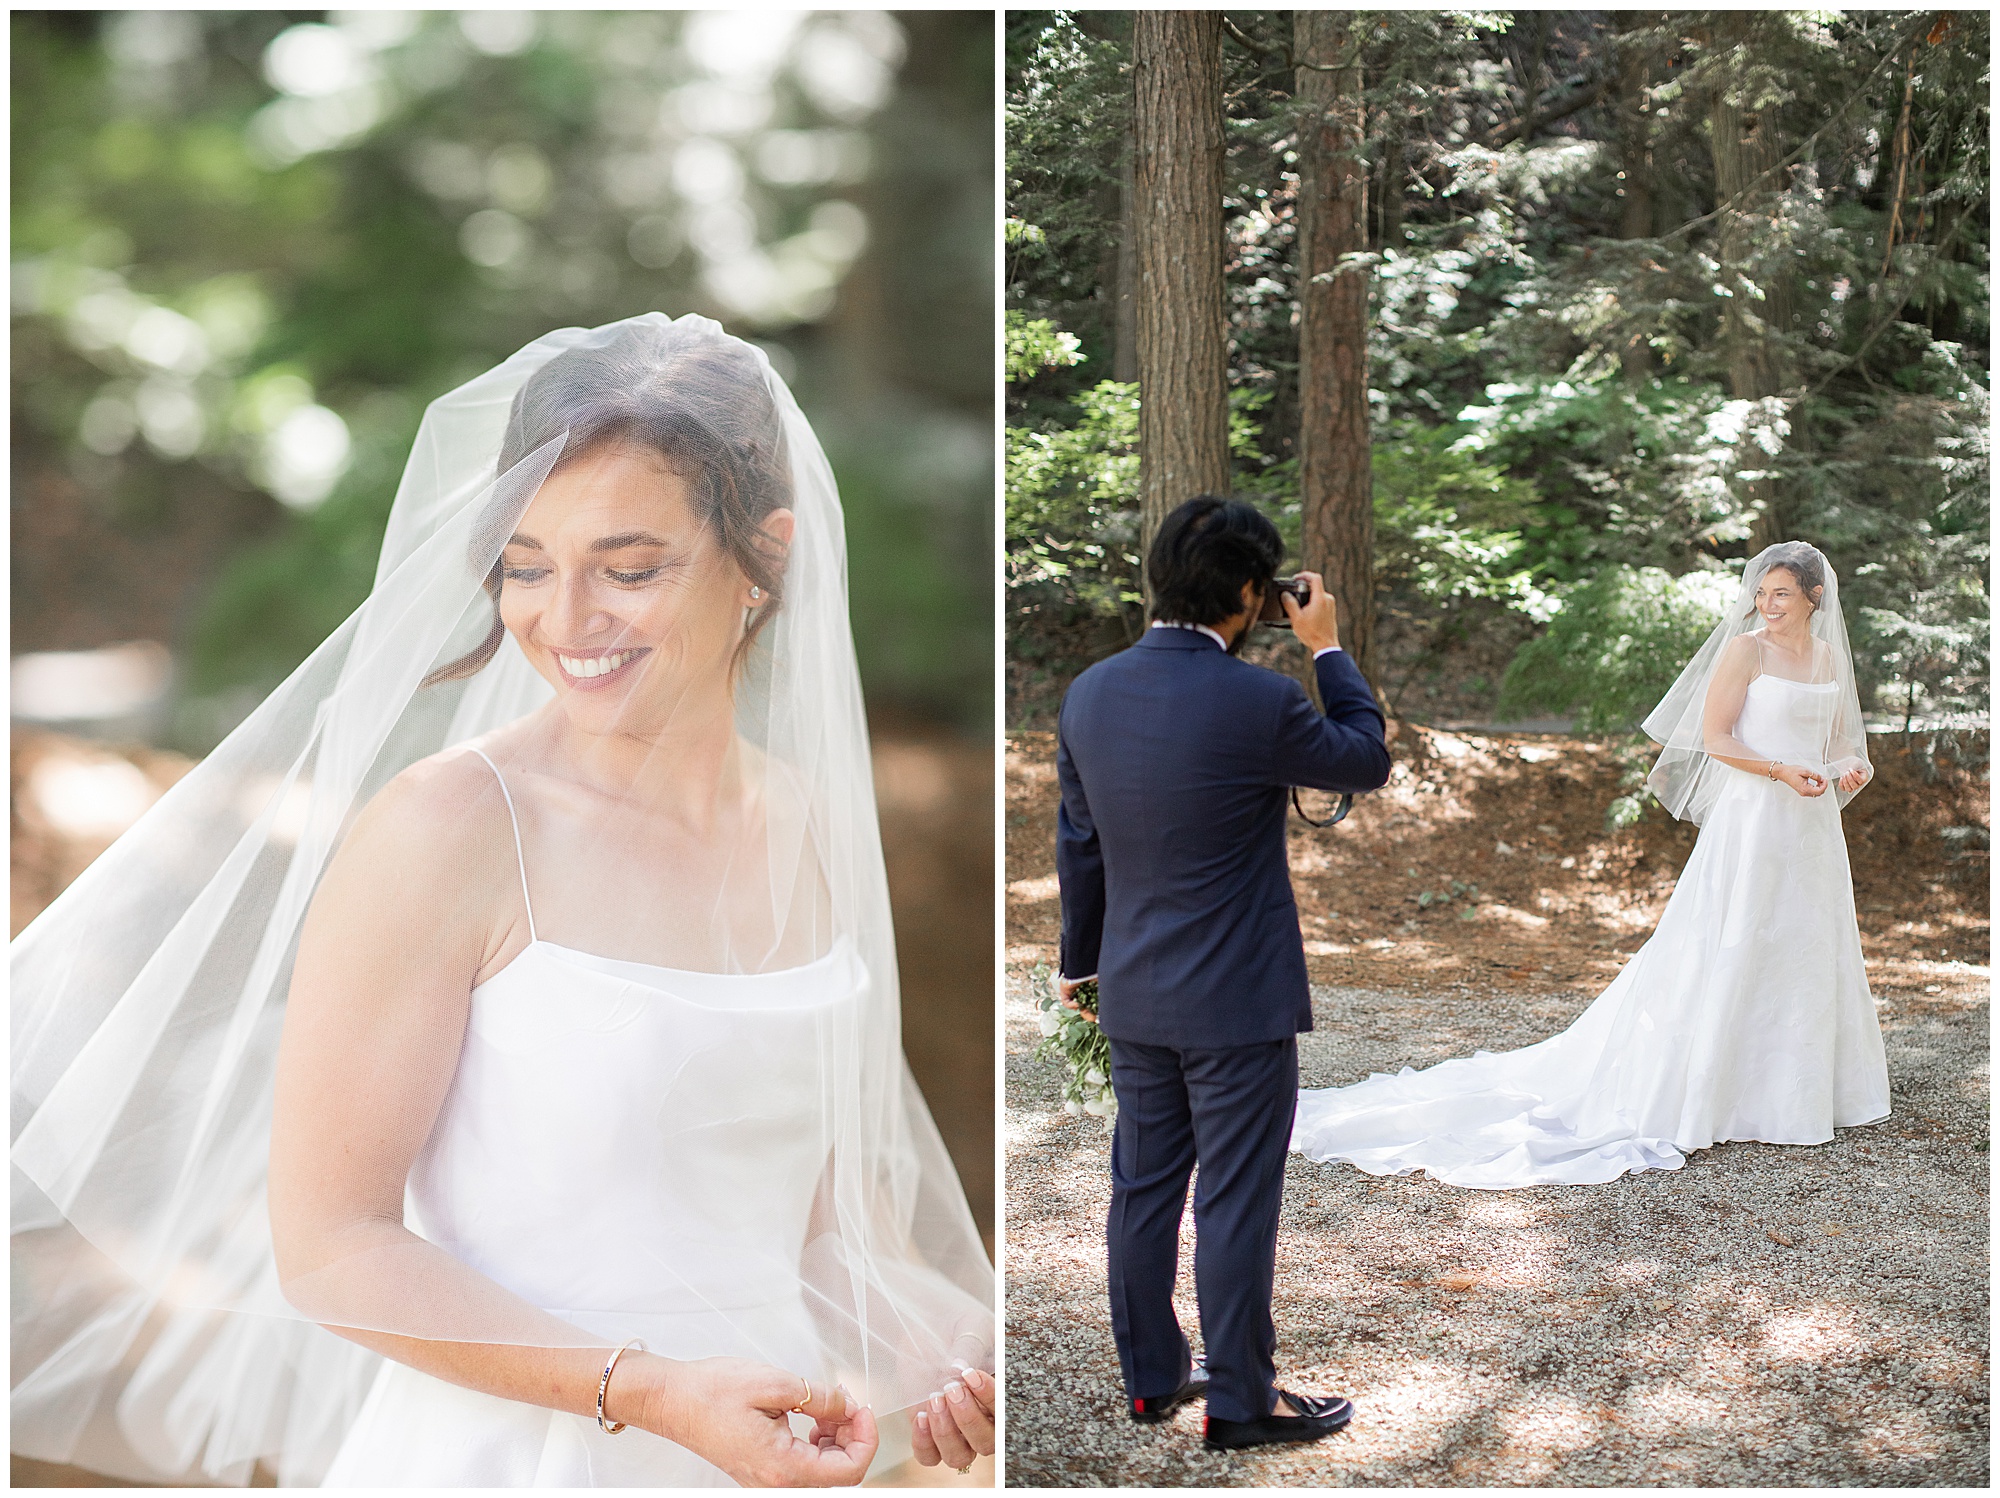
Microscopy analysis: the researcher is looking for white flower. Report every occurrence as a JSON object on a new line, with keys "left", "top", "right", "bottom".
{"left": 1037, "top": 1010, "right": 1061, "bottom": 1036}
{"left": 1063, "top": 1099, "right": 1085, "bottom": 1117}
{"left": 1082, "top": 1097, "right": 1111, "bottom": 1117}
{"left": 1083, "top": 1067, "right": 1105, "bottom": 1085}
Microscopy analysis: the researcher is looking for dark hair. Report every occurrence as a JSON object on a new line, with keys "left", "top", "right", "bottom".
{"left": 424, "top": 322, "right": 792, "bottom": 686}
{"left": 1145, "top": 495, "right": 1283, "bottom": 628}
{"left": 1747, "top": 541, "right": 1826, "bottom": 617}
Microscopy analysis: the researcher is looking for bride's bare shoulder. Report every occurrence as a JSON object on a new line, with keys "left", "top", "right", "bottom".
{"left": 294, "top": 745, "right": 520, "bottom": 996}
{"left": 331, "top": 743, "right": 515, "bottom": 879}
{"left": 294, "top": 744, "right": 523, "bottom": 975}
{"left": 1717, "top": 633, "right": 1761, "bottom": 670}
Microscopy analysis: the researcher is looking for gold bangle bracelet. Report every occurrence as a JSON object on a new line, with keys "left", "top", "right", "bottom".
{"left": 597, "top": 1338, "right": 645, "bottom": 1434}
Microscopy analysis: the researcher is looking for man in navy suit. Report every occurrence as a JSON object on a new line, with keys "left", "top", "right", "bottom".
{"left": 1055, "top": 495, "right": 1391, "bottom": 1452}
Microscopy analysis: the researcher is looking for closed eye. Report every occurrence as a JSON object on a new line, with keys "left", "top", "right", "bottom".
{"left": 502, "top": 565, "right": 550, "bottom": 584}
{"left": 606, "top": 566, "right": 666, "bottom": 585}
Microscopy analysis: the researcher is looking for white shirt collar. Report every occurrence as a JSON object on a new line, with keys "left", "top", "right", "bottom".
{"left": 1150, "top": 619, "right": 1228, "bottom": 651}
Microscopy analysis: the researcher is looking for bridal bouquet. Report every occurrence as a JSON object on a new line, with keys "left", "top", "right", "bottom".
{"left": 1035, "top": 976, "right": 1116, "bottom": 1123}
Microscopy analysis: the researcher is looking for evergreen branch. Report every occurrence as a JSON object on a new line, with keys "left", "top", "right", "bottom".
{"left": 1659, "top": 12, "right": 1937, "bottom": 246}
{"left": 1221, "top": 15, "right": 1288, "bottom": 68}
{"left": 1483, "top": 74, "right": 1614, "bottom": 147}
{"left": 1800, "top": 201, "right": 1977, "bottom": 403}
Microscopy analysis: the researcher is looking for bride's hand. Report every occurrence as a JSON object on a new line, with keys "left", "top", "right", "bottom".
{"left": 1774, "top": 763, "right": 1828, "bottom": 798}
{"left": 911, "top": 1366, "right": 995, "bottom": 1470}
{"left": 645, "top": 1357, "right": 878, "bottom": 1487}
{"left": 1835, "top": 763, "right": 1870, "bottom": 793}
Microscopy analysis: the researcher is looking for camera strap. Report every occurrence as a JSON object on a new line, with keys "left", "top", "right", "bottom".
{"left": 1291, "top": 787, "right": 1354, "bottom": 828}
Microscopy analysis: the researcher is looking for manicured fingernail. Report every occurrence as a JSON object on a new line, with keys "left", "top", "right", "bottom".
{"left": 915, "top": 1410, "right": 930, "bottom": 1432}
{"left": 964, "top": 1368, "right": 987, "bottom": 1390}
{"left": 931, "top": 1394, "right": 947, "bottom": 1413}
{"left": 947, "top": 1381, "right": 968, "bottom": 1404}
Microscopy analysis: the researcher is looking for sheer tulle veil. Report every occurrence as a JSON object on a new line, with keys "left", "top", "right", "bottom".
{"left": 1641, "top": 540, "right": 1870, "bottom": 824}
{"left": 11, "top": 312, "right": 993, "bottom": 1484}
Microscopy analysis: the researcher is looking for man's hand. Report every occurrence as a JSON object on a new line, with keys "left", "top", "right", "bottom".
{"left": 1283, "top": 572, "right": 1341, "bottom": 655}
{"left": 1055, "top": 974, "right": 1099, "bottom": 1025}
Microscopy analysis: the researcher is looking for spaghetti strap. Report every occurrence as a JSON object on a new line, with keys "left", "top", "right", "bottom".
{"left": 468, "top": 747, "right": 537, "bottom": 943}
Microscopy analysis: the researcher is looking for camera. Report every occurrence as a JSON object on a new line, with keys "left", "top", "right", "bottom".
{"left": 1257, "top": 575, "right": 1311, "bottom": 627}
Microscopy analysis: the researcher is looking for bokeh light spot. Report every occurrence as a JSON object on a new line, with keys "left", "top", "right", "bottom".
{"left": 263, "top": 404, "right": 351, "bottom": 509}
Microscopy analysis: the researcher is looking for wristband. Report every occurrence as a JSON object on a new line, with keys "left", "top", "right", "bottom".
{"left": 597, "top": 1339, "right": 645, "bottom": 1434}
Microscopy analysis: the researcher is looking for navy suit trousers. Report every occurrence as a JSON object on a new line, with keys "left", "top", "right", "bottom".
{"left": 1106, "top": 1035, "right": 1299, "bottom": 1425}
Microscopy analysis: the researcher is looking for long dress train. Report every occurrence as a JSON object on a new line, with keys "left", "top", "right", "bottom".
{"left": 1290, "top": 673, "right": 1891, "bottom": 1190}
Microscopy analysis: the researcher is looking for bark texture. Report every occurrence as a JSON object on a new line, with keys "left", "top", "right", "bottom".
{"left": 1294, "top": 10, "right": 1378, "bottom": 686}
{"left": 1132, "top": 11, "right": 1228, "bottom": 551}
{"left": 1705, "top": 14, "right": 1795, "bottom": 549}
{"left": 1113, "top": 131, "right": 1139, "bottom": 383}
{"left": 1614, "top": 13, "right": 1658, "bottom": 384}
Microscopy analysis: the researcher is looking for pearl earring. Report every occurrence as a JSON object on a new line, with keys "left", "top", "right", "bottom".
{"left": 748, "top": 586, "right": 762, "bottom": 601}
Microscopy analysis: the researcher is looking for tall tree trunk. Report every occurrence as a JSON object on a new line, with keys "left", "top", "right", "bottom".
{"left": 1374, "top": 118, "right": 1405, "bottom": 250}
{"left": 1519, "top": 13, "right": 1549, "bottom": 124}
{"left": 1113, "top": 127, "right": 1139, "bottom": 383}
{"left": 1132, "top": 11, "right": 1228, "bottom": 553}
{"left": 1614, "top": 13, "right": 1657, "bottom": 385}
{"left": 1705, "top": 13, "right": 1795, "bottom": 549}
{"left": 1294, "top": 10, "right": 1377, "bottom": 687}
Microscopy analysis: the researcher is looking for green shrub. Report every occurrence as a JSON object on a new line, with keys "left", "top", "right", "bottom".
{"left": 1498, "top": 565, "right": 1737, "bottom": 733}
{"left": 1373, "top": 421, "right": 1557, "bottom": 621}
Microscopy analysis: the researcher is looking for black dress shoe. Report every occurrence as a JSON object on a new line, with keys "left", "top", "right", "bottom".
{"left": 1202, "top": 1388, "right": 1354, "bottom": 1452}
{"left": 1130, "top": 1360, "right": 1210, "bottom": 1423}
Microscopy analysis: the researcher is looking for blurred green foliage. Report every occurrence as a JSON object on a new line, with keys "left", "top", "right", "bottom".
{"left": 13, "top": 10, "right": 993, "bottom": 743}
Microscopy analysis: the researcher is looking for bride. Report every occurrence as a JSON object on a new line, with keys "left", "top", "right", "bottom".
{"left": 1292, "top": 542, "right": 1892, "bottom": 1189}
{"left": 12, "top": 315, "right": 994, "bottom": 1485}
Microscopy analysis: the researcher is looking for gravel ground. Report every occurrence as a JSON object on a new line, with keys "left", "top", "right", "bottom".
{"left": 1003, "top": 969, "right": 1989, "bottom": 1487}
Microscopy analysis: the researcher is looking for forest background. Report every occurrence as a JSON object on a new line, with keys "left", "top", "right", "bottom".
{"left": 1005, "top": 10, "right": 1988, "bottom": 760}
{"left": 1003, "top": 16, "right": 1987, "bottom": 1481}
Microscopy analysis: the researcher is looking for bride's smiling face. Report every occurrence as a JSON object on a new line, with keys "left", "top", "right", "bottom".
{"left": 1753, "top": 566, "right": 1818, "bottom": 638}
{"left": 498, "top": 443, "right": 791, "bottom": 733}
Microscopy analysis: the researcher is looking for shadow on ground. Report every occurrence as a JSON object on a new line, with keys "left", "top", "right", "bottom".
{"left": 1002, "top": 728, "right": 1988, "bottom": 1487}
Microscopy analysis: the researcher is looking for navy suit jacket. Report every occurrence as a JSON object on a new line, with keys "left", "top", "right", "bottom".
{"left": 1056, "top": 629, "right": 1391, "bottom": 1049}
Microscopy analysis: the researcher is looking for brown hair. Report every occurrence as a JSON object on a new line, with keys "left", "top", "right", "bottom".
{"left": 1744, "top": 540, "right": 1826, "bottom": 618}
{"left": 424, "top": 323, "right": 792, "bottom": 687}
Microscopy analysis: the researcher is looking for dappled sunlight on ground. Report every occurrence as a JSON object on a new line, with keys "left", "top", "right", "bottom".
{"left": 1005, "top": 727, "right": 1989, "bottom": 1000}
{"left": 1005, "top": 725, "right": 1987, "bottom": 1485}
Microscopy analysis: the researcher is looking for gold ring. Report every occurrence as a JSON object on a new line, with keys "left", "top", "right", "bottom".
{"left": 954, "top": 1461, "right": 973, "bottom": 1475}
{"left": 792, "top": 1375, "right": 811, "bottom": 1413}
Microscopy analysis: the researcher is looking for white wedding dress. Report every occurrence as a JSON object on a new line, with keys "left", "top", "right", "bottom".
{"left": 324, "top": 754, "right": 866, "bottom": 1485}
{"left": 11, "top": 316, "right": 989, "bottom": 1490}
{"left": 1291, "top": 667, "right": 1892, "bottom": 1189}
